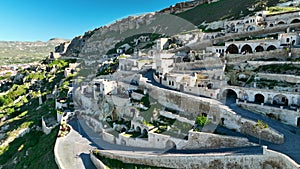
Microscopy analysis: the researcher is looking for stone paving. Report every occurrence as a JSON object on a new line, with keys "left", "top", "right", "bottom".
{"left": 54, "top": 117, "right": 96, "bottom": 169}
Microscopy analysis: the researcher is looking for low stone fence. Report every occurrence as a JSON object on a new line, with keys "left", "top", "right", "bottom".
{"left": 240, "top": 119, "right": 284, "bottom": 144}
{"left": 92, "top": 147, "right": 299, "bottom": 169}
{"left": 90, "top": 150, "right": 106, "bottom": 169}
{"left": 42, "top": 116, "right": 58, "bottom": 135}
{"left": 183, "top": 131, "right": 255, "bottom": 149}
{"left": 159, "top": 110, "right": 194, "bottom": 125}
{"left": 257, "top": 73, "right": 300, "bottom": 84}
{"left": 238, "top": 102, "right": 300, "bottom": 127}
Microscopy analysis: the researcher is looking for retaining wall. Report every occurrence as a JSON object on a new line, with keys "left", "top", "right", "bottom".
{"left": 93, "top": 148, "right": 299, "bottom": 169}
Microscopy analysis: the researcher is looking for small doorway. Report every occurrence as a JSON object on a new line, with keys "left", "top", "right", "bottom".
{"left": 297, "top": 117, "right": 300, "bottom": 127}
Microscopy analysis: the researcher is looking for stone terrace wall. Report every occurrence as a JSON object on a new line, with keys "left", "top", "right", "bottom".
{"left": 183, "top": 131, "right": 255, "bottom": 149}
{"left": 94, "top": 148, "right": 299, "bottom": 169}
{"left": 227, "top": 48, "right": 300, "bottom": 64}
{"left": 257, "top": 73, "right": 300, "bottom": 83}
{"left": 238, "top": 102, "right": 300, "bottom": 127}
{"left": 140, "top": 80, "right": 284, "bottom": 143}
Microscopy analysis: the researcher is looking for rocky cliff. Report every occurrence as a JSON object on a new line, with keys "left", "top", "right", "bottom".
{"left": 59, "top": 13, "right": 197, "bottom": 60}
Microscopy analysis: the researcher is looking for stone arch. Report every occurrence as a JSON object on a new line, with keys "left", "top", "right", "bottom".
{"left": 221, "top": 118, "right": 225, "bottom": 125}
{"left": 222, "top": 89, "right": 238, "bottom": 104}
{"left": 175, "top": 57, "right": 181, "bottom": 63}
{"left": 241, "top": 44, "right": 253, "bottom": 53}
{"left": 226, "top": 44, "right": 239, "bottom": 54}
{"left": 142, "top": 129, "right": 148, "bottom": 136}
{"left": 136, "top": 126, "right": 141, "bottom": 133}
{"left": 121, "top": 127, "right": 127, "bottom": 133}
{"left": 246, "top": 25, "right": 255, "bottom": 31}
{"left": 222, "top": 89, "right": 238, "bottom": 99}
{"left": 166, "top": 140, "right": 176, "bottom": 149}
{"left": 207, "top": 83, "right": 213, "bottom": 89}
{"left": 273, "top": 94, "right": 288, "bottom": 106}
{"left": 269, "top": 23, "right": 274, "bottom": 27}
{"left": 254, "top": 93, "right": 265, "bottom": 103}
{"left": 180, "top": 84, "right": 184, "bottom": 92}
{"left": 266, "top": 45, "right": 277, "bottom": 51}
{"left": 278, "top": 21, "right": 285, "bottom": 25}
{"left": 291, "top": 18, "right": 300, "bottom": 24}
{"left": 297, "top": 117, "right": 300, "bottom": 127}
{"left": 255, "top": 45, "right": 264, "bottom": 52}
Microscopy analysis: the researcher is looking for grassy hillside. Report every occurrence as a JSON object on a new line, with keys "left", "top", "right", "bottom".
{"left": 0, "top": 59, "right": 75, "bottom": 169}
{"left": 176, "top": 0, "right": 284, "bottom": 27}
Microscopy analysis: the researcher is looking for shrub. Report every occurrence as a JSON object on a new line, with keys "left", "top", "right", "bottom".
{"left": 195, "top": 115, "right": 210, "bottom": 127}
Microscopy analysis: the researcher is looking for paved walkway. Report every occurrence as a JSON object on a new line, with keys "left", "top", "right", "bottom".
{"left": 54, "top": 117, "right": 96, "bottom": 169}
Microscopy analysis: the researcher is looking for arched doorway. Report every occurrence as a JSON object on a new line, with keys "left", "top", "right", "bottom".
{"left": 222, "top": 89, "right": 238, "bottom": 104}
{"left": 136, "top": 126, "right": 141, "bottom": 133}
{"left": 255, "top": 46, "right": 264, "bottom": 52}
{"left": 226, "top": 44, "right": 239, "bottom": 54}
{"left": 254, "top": 94, "right": 265, "bottom": 103}
{"left": 246, "top": 25, "right": 255, "bottom": 31}
{"left": 175, "top": 57, "right": 181, "bottom": 63}
{"left": 273, "top": 94, "right": 288, "bottom": 106}
{"left": 166, "top": 140, "right": 176, "bottom": 149}
{"left": 266, "top": 45, "right": 277, "bottom": 51}
{"left": 142, "top": 129, "right": 148, "bottom": 137}
{"left": 180, "top": 84, "right": 184, "bottom": 92}
{"left": 241, "top": 44, "right": 253, "bottom": 53}
{"left": 207, "top": 83, "right": 213, "bottom": 89}
{"left": 278, "top": 21, "right": 285, "bottom": 25}
{"left": 291, "top": 18, "right": 300, "bottom": 24}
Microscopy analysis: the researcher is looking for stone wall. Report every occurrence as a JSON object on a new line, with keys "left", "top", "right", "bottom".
{"left": 93, "top": 148, "right": 299, "bottom": 169}
{"left": 159, "top": 110, "right": 194, "bottom": 125}
{"left": 240, "top": 119, "right": 284, "bottom": 144}
{"left": 183, "top": 131, "right": 255, "bottom": 149}
{"left": 139, "top": 80, "right": 284, "bottom": 144}
{"left": 41, "top": 116, "right": 57, "bottom": 135}
{"left": 238, "top": 102, "right": 300, "bottom": 127}
{"left": 257, "top": 73, "right": 300, "bottom": 84}
{"left": 227, "top": 49, "right": 288, "bottom": 64}
{"left": 227, "top": 48, "right": 300, "bottom": 64}
{"left": 90, "top": 151, "right": 106, "bottom": 169}
{"left": 102, "top": 131, "right": 116, "bottom": 144}
{"left": 101, "top": 127, "right": 254, "bottom": 150}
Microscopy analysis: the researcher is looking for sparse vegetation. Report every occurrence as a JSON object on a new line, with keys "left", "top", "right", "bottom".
{"left": 176, "top": 0, "right": 284, "bottom": 27}
{"left": 0, "top": 58, "right": 75, "bottom": 168}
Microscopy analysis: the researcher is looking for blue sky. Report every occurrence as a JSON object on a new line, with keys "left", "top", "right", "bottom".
{"left": 0, "top": 0, "right": 184, "bottom": 41}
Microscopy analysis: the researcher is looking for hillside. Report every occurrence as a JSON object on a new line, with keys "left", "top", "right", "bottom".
{"left": 0, "top": 39, "right": 67, "bottom": 65}
{"left": 175, "top": 0, "right": 285, "bottom": 26}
